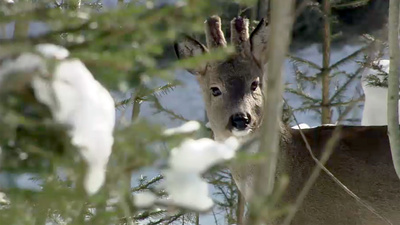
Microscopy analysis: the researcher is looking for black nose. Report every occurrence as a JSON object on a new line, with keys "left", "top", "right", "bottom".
{"left": 230, "top": 113, "right": 251, "bottom": 130}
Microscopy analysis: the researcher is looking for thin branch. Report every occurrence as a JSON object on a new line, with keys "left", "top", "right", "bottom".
{"left": 287, "top": 55, "right": 321, "bottom": 70}
{"left": 211, "top": 208, "right": 220, "bottom": 225}
{"left": 328, "top": 66, "right": 363, "bottom": 104}
{"left": 328, "top": 44, "right": 372, "bottom": 71}
{"left": 131, "top": 175, "right": 163, "bottom": 192}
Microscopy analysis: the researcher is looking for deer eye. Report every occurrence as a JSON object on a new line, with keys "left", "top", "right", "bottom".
{"left": 210, "top": 87, "right": 222, "bottom": 97}
{"left": 251, "top": 80, "right": 259, "bottom": 91}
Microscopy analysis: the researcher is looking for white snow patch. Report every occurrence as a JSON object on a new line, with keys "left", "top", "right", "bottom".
{"left": 291, "top": 123, "right": 311, "bottom": 129}
{"left": 321, "top": 123, "right": 337, "bottom": 126}
{"left": 35, "top": 44, "right": 70, "bottom": 60}
{"left": 29, "top": 45, "right": 115, "bottom": 195}
{"left": 168, "top": 137, "right": 238, "bottom": 173}
{"left": 2, "top": 0, "right": 14, "bottom": 4}
{"left": 0, "top": 192, "right": 9, "bottom": 205}
{"left": 361, "top": 59, "right": 400, "bottom": 125}
{"left": 133, "top": 191, "right": 157, "bottom": 208}
{"left": 155, "top": 136, "right": 239, "bottom": 211}
{"left": 163, "top": 120, "right": 200, "bottom": 136}
{"left": 161, "top": 169, "right": 213, "bottom": 211}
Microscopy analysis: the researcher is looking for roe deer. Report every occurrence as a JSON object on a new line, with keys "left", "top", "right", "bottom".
{"left": 174, "top": 16, "right": 400, "bottom": 225}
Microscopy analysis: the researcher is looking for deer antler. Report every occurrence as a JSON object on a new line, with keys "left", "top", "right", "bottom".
{"left": 230, "top": 17, "right": 250, "bottom": 53}
{"left": 205, "top": 15, "right": 227, "bottom": 48}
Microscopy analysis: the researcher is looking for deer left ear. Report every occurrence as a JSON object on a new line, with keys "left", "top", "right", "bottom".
{"left": 250, "top": 18, "right": 270, "bottom": 66}
{"left": 174, "top": 36, "right": 209, "bottom": 76}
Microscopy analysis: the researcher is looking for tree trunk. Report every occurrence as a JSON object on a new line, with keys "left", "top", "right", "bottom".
{"left": 388, "top": 0, "right": 400, "bottom": 179}
{"left": 247, "top": 0, "right": 295, "bottom": 224}
{"left": 321, "top": 0, "right": 332, "bottom": 124}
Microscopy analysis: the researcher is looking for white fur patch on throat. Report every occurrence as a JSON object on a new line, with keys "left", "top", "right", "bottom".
{"left": 232, "top": 129, "right": 251, "bottom": 137}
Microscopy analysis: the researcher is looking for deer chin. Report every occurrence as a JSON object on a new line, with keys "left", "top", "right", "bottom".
{"left": 231, "top": 128, "right": 252, "bottom": 137}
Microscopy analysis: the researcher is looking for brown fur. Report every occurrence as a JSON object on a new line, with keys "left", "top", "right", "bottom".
{"left": 278, "top": 126, "right": 400, "bottom": 225}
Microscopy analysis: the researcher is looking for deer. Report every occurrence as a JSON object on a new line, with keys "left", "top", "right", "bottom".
{"left": 174, "top": 16, "right": 400, "bottom": 225}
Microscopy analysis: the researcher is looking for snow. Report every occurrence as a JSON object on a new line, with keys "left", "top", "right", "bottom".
{"left": 163, "top": 120, "right": 200, "bottom": 136}
{"left": 168, "top": 136, "right": 238, "bottom": 173}
{"left": 2, "top": 0, "right": 14, "bottom": 4}
{"left": 28, "top": 44, "right": 116, "bottom": 195}
{"left": 161, "top": 169, "right": 213, "bottom": 211}
{"left": 291, "top": 123, "right": 311, "bottom": 129}
{"left": 132, "top": 132, "right": 239, "bottom": 212}
{"left": 0, "top": 192, "right": 9, "bottom": 205}
{"left": 133, "top": 190, "right": 157, "bottom": 208}
{"left": 361, "top": 59, "right": 400, "bottom": 125}
{"left": 161, "top": 136, "right": 239, "bottom": 211}
{"left": 35, "top": 44, "right": 70, "bottom": 60}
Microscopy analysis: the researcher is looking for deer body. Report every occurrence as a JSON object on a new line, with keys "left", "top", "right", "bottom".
{"left": 278, "top": 126, "right": 399, "bottom": 225}
{"left": 175, "top": 16, "right": 400, "bottom": 224}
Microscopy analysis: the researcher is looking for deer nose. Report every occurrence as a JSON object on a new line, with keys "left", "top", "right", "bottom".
{"left": 231, "top": 113, "right": 251, "bottom": 130}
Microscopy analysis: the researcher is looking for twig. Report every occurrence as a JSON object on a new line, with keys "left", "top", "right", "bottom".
{"left": 131, "top": 175, "right": 163, "bottom": 192}
{"left": 211, "top": 208, "right": 219, "bottom": 225}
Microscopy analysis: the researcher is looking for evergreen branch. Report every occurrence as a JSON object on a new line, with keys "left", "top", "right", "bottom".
{"left": 150, "top": 95, "right": 189, "bottom": 122}
{"left": 115, "top": 96, "right": 138, "bottom": 108}
{"left": 147, "top": 213, "right": 184, "bottom": 225}
{"left": 115, "top": 83, "right": 178, "bottom": 109}
{"left": 287, "top": 55, "right": 321, "bottom": 70}
{"left": 295, "top": 96, "right": 364, "bottom": 111}
{"left": 134, "top": 209, "right": 167, "bottom": 221}
{"left": 286, "top": 88, "right": 318, "bottom": 102}
{"left": 131, "top": 175, "right": 164, "bottom": 192}
{"left": 328, "top": 44, "right": 371, "bottom": 71}
{"left": 151, "top": 83, "right": 179, "bottom": 98}
{"left": 329, "top": 66, "right": 363, "bottom": 103}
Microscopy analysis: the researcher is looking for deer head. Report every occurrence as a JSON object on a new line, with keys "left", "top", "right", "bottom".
{"left": 175, "top": 16, "right": 270, "bottom": 141}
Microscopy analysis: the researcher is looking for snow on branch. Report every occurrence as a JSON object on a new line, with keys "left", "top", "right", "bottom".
{"left": 362, "top": 59, "right": 400, "bottom": 125}
{"left": 134, "top": 121, "right": 239, "bottom": 212}
{"left": 0, "top": 44, "right": 116, "bottom": 195}
{"left": 163, "top": 120, "right": 201, "bottom": 136}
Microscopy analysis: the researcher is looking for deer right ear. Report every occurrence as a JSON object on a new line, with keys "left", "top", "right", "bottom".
{"left": 250, "top": 18, "right": 270, "bottom": 66}
{"left": 174, "top": 36, "right": 208, "bottom": 76}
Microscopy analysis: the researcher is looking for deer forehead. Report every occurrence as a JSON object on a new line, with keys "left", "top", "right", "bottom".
{"left": 205, "top": 57, "right": 262, "bottom": 86}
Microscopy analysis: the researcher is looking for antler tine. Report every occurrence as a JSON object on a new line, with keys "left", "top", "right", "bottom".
{"left": 205, "top": 15, "right": 227, "bottom": 48}
{"left": 231, "top": 17, "right": 250, "bottom": 52}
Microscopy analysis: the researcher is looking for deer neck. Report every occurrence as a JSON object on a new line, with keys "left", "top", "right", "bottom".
{"left": 227, "top": 123, "right": 295, "bottom": 200}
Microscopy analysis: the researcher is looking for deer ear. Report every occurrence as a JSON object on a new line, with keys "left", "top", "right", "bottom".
{"left": 174, "top": 36, "right": 208, "bottom": 76}
{"left": 250, "top": 18, "right": 270, "bottom": 66}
